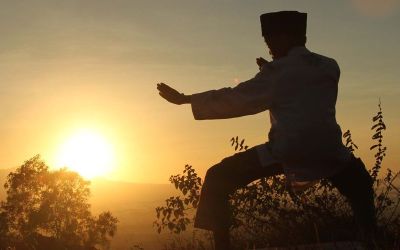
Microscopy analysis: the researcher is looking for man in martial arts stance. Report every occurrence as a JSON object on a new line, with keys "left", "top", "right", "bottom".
{"left": 157, "top": 11, "right": 377, "bottom": 249}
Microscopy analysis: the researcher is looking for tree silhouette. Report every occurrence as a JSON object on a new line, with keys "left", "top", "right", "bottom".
{"left": 0, "top": 155, "right": 118, "bottom": 250}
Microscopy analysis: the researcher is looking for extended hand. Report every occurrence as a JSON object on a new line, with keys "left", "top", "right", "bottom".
{"left": 256, "top": 57, "right": 269, "bottom": 70}
{"left": 157, "top": 83, "right": 191, "bottom": 105}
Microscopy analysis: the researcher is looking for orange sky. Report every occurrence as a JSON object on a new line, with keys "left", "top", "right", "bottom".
{"left": 0, "top": 0, "right": 399, "bottom": 183}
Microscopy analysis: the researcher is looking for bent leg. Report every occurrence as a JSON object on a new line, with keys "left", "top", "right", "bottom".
{"left": 194, "top": 145, "right": 283, "bottom": 249}
{"left": 327, "top": 156, "right": 377, "bottom": 242}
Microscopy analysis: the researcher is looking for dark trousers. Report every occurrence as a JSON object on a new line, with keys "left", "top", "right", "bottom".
{"left": 194, "top": 146, "right": 377, "bottom": 239}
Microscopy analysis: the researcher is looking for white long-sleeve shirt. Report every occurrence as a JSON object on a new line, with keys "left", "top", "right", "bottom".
{"left": 190, "top": 46, "right": 351, "bottom": 182}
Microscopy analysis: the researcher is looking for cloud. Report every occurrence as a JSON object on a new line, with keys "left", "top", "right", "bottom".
{"left": 351, "top": 0, "right": 400, "bottom": 17}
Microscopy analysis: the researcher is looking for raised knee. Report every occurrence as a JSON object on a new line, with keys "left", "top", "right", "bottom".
{"left": 205, "top": 163, "right": 223, "bottom": 181}
{"left": 205, "top": 156, "right": 234, "bottom": 181}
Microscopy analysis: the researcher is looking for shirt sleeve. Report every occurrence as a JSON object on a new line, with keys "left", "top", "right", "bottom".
{"left": 190, "top": 67, "right": 276, "bottom": 120}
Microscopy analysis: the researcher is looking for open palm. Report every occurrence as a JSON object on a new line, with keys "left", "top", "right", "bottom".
{"left": 157, "top": 83, "right": 189, "bottom": 105}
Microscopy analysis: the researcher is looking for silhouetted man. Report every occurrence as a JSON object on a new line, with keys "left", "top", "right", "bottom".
{"left": 157, "top": 11, "right": 376, "bottom": 249}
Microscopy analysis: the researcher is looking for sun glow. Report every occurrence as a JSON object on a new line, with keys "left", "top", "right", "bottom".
{"left": 55, "top": 130, "right": 115, "bottom": 179}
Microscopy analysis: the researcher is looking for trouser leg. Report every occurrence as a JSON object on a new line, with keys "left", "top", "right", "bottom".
{"left": 194, "top": 146, "right": 283, "bottom": 249}
{"left": 327, "top": 156, "right": 377, "bottom": 242}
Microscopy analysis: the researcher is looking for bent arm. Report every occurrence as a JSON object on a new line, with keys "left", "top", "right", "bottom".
{"left": 190, "top": 70, "right": 276, "bottom": 120}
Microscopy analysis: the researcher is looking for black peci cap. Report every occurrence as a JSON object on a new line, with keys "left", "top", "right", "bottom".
{"left": 260, "top": 11, "right": 307, "bottom": 37}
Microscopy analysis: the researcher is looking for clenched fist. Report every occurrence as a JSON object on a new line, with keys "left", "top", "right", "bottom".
{"left": 256, "top": 57, "right": 269, "bottom": 70}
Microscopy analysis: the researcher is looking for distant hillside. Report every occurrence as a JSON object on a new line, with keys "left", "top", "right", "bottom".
{"left": 89, "top": 178, "right": 176, "bottom": 212}
{"left": 89, "top": 179, "right": 178, "bottom": 249}
{"left": 0, "top": 169, "right": 176, "bottom": 210}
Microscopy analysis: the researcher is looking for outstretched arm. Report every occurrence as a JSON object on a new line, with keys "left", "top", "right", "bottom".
{"left": 157, "top": 83, "right": 191, "bottom": 105}
{"left": 189, "top": 71, "right": 275, "bottom": 120}
{"left": 156, "top": 57, "right": 275, "bottom": 120}
{"left": 157, "top": 57, "right": 268, "bottom": 105}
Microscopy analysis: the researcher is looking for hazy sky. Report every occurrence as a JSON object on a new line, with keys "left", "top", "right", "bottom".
{"left": 0, "top": 0, "right": 399, "bottom": 183}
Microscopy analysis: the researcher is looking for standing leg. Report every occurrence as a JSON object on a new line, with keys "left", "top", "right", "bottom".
{"left": 327, "top": 155, "right": 377, "bottom": 247}
{"left": 194, "top": 146, "right": 283, "bottom": 250}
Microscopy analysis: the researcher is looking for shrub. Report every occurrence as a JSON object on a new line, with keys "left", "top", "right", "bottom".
{"left": 154, "top": 102, "right": 400, "bottom": 249}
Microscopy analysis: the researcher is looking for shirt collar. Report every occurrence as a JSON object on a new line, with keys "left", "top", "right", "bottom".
{"left": 287, "top": 46, "right": 310, "bottom": 56}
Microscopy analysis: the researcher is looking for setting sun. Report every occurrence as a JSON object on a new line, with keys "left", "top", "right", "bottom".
{"left": 55, "top": 130, "right": 115, "bottom": 179}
